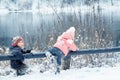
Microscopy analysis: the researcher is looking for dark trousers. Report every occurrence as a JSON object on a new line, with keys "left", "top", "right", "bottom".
{"left": 48, "top": 47, "right": 64, "bottom": 66}
{"left": 14, "top": 64, "right": 28, "bottom": 76}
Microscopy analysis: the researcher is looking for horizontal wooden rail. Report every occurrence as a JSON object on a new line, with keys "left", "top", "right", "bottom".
{"left": 0, "top": 47, "right": 120, "bottom": 61}
{"left": 70, "top": 47, "right": 120, "bottom": 55}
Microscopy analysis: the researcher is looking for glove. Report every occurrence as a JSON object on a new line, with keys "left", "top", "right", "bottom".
{"left": 26, "top": 49, "right": 31, "bottom": 53}
{"left": 22, "top": 49, "right": 32, "bottom": 53}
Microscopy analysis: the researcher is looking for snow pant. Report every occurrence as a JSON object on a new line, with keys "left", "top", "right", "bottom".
{"left": 13, "top": 63, "right": 28, "bottom": 76}
{"left": 48, "top": 47, "right": 64, "bottom": 66}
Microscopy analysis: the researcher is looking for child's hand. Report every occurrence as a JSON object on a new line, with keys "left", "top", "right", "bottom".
{"left": 26, "top": 49, "right": 32, "bottom": 53}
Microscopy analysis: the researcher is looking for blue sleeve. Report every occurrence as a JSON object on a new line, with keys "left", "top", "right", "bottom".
{"left": 12, "top": 50, "right": 24, "bottom": 60}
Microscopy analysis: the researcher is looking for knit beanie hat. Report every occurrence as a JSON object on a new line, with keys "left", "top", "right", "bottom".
{"left": 66, "top": 27, "right": 75, "bottom": 39}
{"left": 12, "top": 36, "right": 23, "bottom": 47}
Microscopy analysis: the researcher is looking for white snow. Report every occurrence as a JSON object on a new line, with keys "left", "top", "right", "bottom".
{"left": 1, "top": 64, "right": 120, "bottom": 80}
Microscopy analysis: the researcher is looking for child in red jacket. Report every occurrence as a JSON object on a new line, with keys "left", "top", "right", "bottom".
{"left": 46, "top": 27, "right": 77, "bottom": 74}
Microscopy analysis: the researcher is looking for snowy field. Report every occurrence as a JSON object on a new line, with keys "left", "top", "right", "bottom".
{"left": 0, "top": 64, "right": 120, "bottom": 80}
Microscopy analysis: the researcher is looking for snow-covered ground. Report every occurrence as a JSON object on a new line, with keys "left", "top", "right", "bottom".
{"left": 0, "top": 64, "right": 120, "bottom": 80}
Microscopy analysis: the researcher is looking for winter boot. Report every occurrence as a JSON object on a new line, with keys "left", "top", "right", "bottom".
{"left": 16, "top": 64, "right": 28, "bottom": 76}
{"left": 55, "top": 65, "right": 61, "bottom": 75}
{"left": 16, "top": 69, "right": 25, "bottom": 76}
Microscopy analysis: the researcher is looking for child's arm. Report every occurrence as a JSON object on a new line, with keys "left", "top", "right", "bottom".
{"left": 67, "top": 39, "right": 77, "bottom": 51}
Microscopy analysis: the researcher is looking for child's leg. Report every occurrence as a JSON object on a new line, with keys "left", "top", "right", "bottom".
{"left": 16, "top": 64, "right": 28, "bottom": 76}
{"left": 62, "top": 55, "right": 71, "bottom": 70}
{"left": 54, "top": 51, "right": 64, "bottom": 74}
{"left": 56, "top": 53, "right": 62, "bottom": 66}
{"left": 46, "top": 48, "right": 64, "bottom": 74}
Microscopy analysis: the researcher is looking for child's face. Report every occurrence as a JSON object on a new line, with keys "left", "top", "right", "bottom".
{"left": 17, "top": 40, "right": 24, "bottom": 48}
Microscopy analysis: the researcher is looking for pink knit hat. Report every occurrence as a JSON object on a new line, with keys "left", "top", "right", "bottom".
{"left": 66, "top": 27, "right": 75, "bottom": 33}
{"left": 66, "top": 27, "right": 75, "bottom": 39}
{"left": 12, "top": 36, "right": 24, "bottom": 47}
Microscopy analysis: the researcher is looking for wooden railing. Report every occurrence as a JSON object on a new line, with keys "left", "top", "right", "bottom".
{"left": 0, "top": 47, "right": 120, "bottom": 61}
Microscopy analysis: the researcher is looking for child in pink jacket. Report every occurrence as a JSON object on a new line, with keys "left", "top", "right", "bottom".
{"left": 46, "top": 27, "right": 77, "bottom": 74}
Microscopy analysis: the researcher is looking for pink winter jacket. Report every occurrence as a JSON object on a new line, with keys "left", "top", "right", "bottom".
{"left": 54, "top": 32, "right": 77, "bottom": 56}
